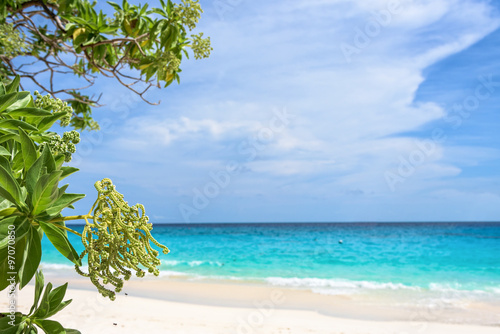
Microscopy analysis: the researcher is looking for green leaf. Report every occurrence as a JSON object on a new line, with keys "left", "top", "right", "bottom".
{"left": 45, "top": 193, "right": 85, "bottom": 217}
{"left": 64, "top": 329, "right": 82, "bottom": 334}
{"left": 0, "top": 155, "right": 9, "bottom": 170}
{"left": 38, "top": 221, "right": 81, "bottom": 266}
{"left": 0, "top": 164, "right": 22, "bottom": 206}
{"left": 4, "top": 92, "right": 32, "bottom": 113}
{"left": 0, "top": 217, "right": 29, "bottom": 288}
{"left": 0, "top": 208, "right": 18, "bottom": 216}
{"left": 107, "top": 1, "right": 121, "bottom": 11}
{"left": 26, "top": 146, "right": 56, "bottom": 195}
{"left": 45, "top": 283, "right": 70, "bottom": 318}
{"left": 0, "top": 92, "right": 17, "bottom": 112}
{"left": 36, "top": 112, "right": 68, "bottom": 132}
{"left": 19, "top": 226, "right": 42, "bottom": 289}
{"left": 0, "top": 217, "right": 30, "bottom": 251}
{"left": 45, "top": 300, "right": 72, "bottom": 323}
{"left": 0, "top": 313, "right": 24, "bottom": 333}
{"left": 0, "top": 146, "right": 10, "bottom": 156}
{"left": 31, "top": 282, "right": 53, "bottom": 319}
{"left": 5, "top": 76, "right": 20, "bottom": 94}
{"left": 10, "top": 151, "right": 23, "bottom": 177}
{"left": 7, "top": 108, "right": 52, "bottom": 117}
{"left": 31, "top": 171, "right": 63, "bottom": 216}
{"left": 19, "top": 128, "right": 38, "bottom": 171}
{"left": 60, "top": 167, "right": 79, "bottom": 180}
{"left": 167, "top": 0, "right": 173, "bottom": 16}
{"left": 33, "top": 320, "right": 65, "bottom": 334}
{"left": 0, "top": 199, "right": 11, "bottom": 211}
{"left": 54, "top": 154, "right": 65, "bottom": 170}
{"left": 57, "top": 184, "right": 69, "bottom": 195}
{"left": 29, "top": 271, "right": 45, "bottom": 315}
{"left": 0, "top": 133, "right": 17, "bottom": 144}
{"left": 0, "top": 119, "right": 38, "bottom": 132}
{"left": 0, "top": 233, "right": 26, "bottom": 291}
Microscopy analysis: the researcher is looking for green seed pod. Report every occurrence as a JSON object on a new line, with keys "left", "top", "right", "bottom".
{"left": 75, "top": 178, "right": 169, "bottom": 300}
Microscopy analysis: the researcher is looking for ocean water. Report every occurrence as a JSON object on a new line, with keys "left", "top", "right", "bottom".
{"left": 40, "top": 222, "right": 500, "bottom": 302}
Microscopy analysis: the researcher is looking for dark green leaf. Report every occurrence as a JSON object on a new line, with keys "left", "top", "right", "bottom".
{"left": 4, "top": 92, "right": 32, "bottom": 113}
{"left": 107, "top": 1, "right": 121, "bottom": 11}
{"left": 31, "top": 171, "right": 63, "bottom": 216}
{"left": 36, "top": 112, "right": 68, "bottom": 132}
{"left": 0, "top": 119, "right": 38, "bottom": 132}
{"left": 0, "top": 92, "right": 17, "bottom": 112}
{"left": 0, "top": 164, "right": 22, "bottom": 206}
{"left": 54, "top": 155, "right": 65, "bottom": 170}
{"left": 0, "top": 134, "right": 17, "bottom": 144}
{"left": 10, "top": 151, "right": 23, "bottom": 178}
{"left": 58, "top": 184, "right": 69, "bottom": 195}
{"left": 0, "top": 156, "right": 10, "bottom": 171}
{"left": 26, "top": 146, "right": 56, "bottom": 195}
{"left": 34, "top": 320, "right": 65, "bottom": 334}
{"left": 45, "top": 193, "right": 85, "bottom": 217}
{"left": 38, "top": 221, "right": 81, "bottom": 266}
{"left": 0, "top": 217, "right": 30, "bottom": 251}
{"left": 0, "top": 234, "right": 26, "bottom": 291}
{"left": 19, "top": 226, "right": 42, "bottom": 289}
{"left": 45, "top": 299, "right": 72, "bottom": 321}
{"left": 31, "top": 282, "right": 53, "bottom": 319}
{"left": 0, "top": 313, "right": 24, "bottom": 333}
{"left": 0, "top": 146, "right": 10, "bottom": 156}
{"left": 60, "top": 167, "right": 79, "bottom": 180}
{"left": 29, "top": 271, "right": 45, "bottom": 315}
{"left": 45, "top": 283, "right": 70, "bottom": 318}
{"left": 5, "top": 76, "right": 20, "bottom": 94}
{"left": 0, "top": 208, "right": 18, "bottom": 216}
{"left": 19, "top": 128, "right": 38, "bottom": 171}
{"left": 8, "top": 108, "right": 52, "bottom": 117}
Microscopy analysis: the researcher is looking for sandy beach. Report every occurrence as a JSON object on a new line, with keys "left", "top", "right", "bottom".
{"left": 3, "top": 273, "right": 500, "bottom": 334}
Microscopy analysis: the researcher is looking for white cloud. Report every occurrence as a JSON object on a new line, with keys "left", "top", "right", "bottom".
{"left": 118, "top": 116, "right": 258, "bottom": 147}
{"left": 73, "top": 0, "right": 500, "bottom": 221}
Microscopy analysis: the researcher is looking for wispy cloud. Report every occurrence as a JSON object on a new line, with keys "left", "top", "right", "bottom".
{"left": 69, "top": 0, "right": 500, "bottom": 222}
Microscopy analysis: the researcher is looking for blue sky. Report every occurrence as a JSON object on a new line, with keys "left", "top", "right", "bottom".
{"left": 55, "top": 0, "right": 500, "bottom": 223}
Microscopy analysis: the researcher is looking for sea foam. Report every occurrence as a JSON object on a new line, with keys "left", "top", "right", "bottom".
{"left": 264, "top": 277, "right": 420, "bottom": 295}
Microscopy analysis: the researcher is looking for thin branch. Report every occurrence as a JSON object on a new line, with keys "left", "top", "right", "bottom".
{"left": 37, "top": 0, "right": 67, "bottom": 33}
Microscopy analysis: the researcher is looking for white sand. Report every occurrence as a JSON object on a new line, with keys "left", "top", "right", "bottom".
{"left": 3, "top": 277, "right": 500, "bottom": 334}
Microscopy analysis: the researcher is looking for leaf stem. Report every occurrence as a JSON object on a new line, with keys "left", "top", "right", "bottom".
{"left": 49, "top": 214, "right": 93, "bottom": 223}
{"left": 46, "top": 214, "right": 96, "bottom": 237}
{"left": 54, "top": 224, "right": 83, "bottom": 237}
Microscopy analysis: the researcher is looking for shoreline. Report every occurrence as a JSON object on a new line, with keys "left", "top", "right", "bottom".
{"left": 38, "top": 268, "right": 500, "bottom": 326}
{"left": 3, "top": 271, "right": 498, "bottom": 333}
{"left": 4, "top": 280, "right": 500, "bottom": 334}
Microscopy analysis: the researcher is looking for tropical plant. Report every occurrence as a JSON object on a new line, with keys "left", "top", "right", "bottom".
{"left": 0, "top": 77, "right": 170, "bottom": 333}
{"left": 0, "top": 272, "right": 79, "bottom": 333}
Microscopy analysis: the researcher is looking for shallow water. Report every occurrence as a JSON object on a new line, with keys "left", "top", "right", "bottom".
{"left": 41, "top": 222, "right": 500, "bottom": 322}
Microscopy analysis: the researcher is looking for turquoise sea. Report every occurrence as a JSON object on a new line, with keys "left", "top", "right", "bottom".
{"left": 41, "top": 222, "right": 500, "bottom": 318}
{"left": 41, "top": 223, "right": 500, "bottom": 295}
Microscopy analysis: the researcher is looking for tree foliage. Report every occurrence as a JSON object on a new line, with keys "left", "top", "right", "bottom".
{"left": 0, "top": 0, "right": 212, "bottom": 130}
